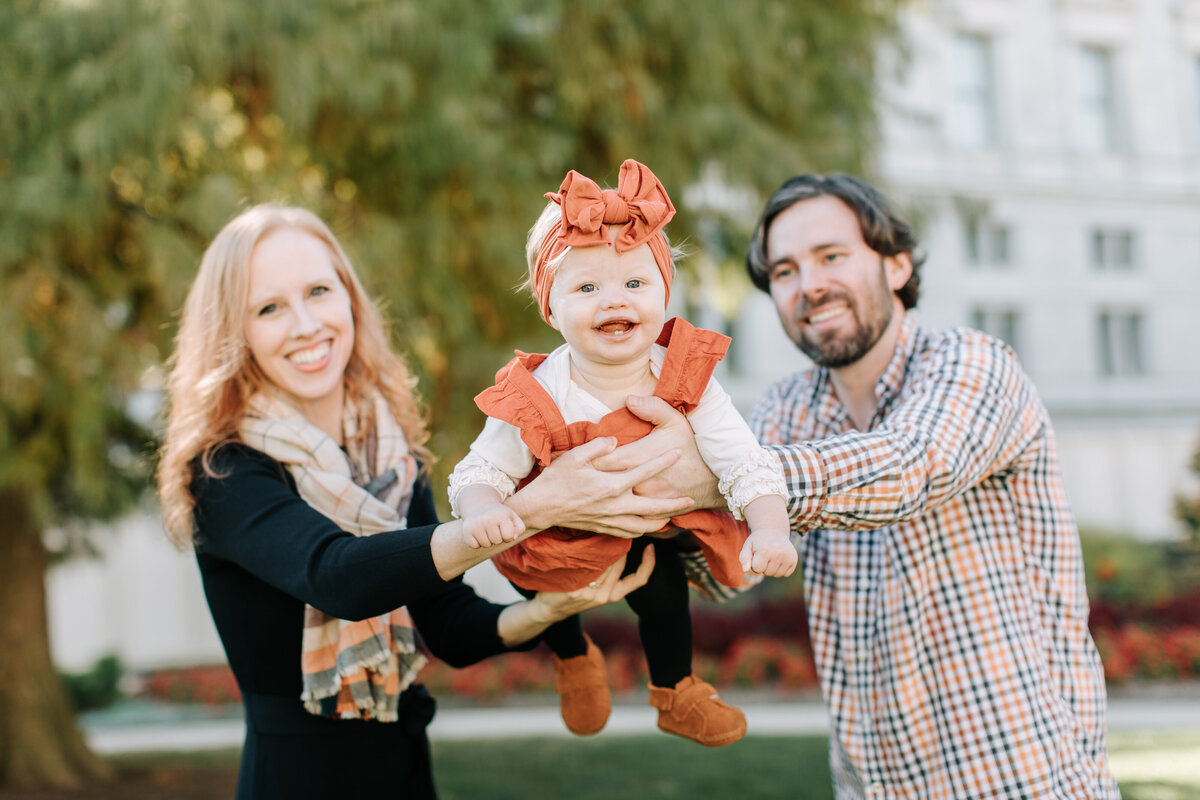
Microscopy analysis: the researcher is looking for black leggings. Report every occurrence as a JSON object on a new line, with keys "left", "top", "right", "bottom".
{"left": 516, "top": 537, "right": 692, "bottom": 688}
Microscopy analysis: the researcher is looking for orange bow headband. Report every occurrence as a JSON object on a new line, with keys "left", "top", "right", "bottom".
{"left": 533, "top": 159, "right": 676, "bottom": 322}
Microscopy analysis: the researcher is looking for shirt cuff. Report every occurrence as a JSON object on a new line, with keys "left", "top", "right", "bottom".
{"left": 763, "top": 443, "right": 824, "bottom": 532}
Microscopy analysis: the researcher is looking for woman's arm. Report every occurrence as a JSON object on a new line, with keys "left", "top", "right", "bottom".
{"left": 194, "top": 445, "right": 453, "bottom": 618}
{"left": 197, "top": 444, "right": 673, "bottom": 611}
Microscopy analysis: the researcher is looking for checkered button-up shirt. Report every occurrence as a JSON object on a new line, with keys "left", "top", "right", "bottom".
{"left": 749, "top": 316, "right": 1118, "bottom": 799}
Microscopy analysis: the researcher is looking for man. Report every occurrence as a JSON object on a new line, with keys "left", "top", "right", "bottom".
{"left": 739, "top": 173, "right": 1118, "bottom": 798}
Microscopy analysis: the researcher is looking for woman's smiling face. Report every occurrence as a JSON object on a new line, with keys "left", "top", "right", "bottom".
{"left": 243, "top": 227, "right": 355, "bottom": 428}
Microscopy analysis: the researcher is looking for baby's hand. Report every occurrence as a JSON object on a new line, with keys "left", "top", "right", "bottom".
{"left": 462, "top": 503, "right": 525, "bottom": 549}
{"left": 739, "top": 528, "right": 798, "bottom": 578}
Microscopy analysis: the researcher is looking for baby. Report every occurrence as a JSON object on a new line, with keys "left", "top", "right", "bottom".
{"left": 449, "top": 159, "right": 796, "bottom": 747}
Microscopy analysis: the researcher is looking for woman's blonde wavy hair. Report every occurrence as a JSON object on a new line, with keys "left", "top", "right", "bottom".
{"left": 157, "top": 204, "right": 431, "bottom": 548}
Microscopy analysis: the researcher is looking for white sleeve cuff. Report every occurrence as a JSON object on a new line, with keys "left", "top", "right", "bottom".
{"left": 717, "top": 446, "right": 788, "bottom": 520}
{"left": 448, "top": 452, "right": 518, "bottom": 517}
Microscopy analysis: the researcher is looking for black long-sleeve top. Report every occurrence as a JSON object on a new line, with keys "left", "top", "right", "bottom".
{"left": 192, "top": 443, "right": 524, "bottom": 699}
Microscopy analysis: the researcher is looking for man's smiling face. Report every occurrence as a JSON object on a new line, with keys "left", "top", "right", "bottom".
{"left": 765, "top": 195, "right": 909, "bottom": 368}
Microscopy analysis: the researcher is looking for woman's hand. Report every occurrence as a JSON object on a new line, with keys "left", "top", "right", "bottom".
{"left": 506, "top": 436, "right": 693, "bottom": 537}
{"left": 593, "top": 395, "right": 724, "bottom": 510}
{"left": 497, "top": 549, "right": 656, "bottom": 646}
{"left": 533, "top": 547, "right": 655, "bottom": 620}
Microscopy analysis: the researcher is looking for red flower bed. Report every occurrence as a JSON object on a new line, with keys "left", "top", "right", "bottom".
{"left": 718, "top": 636, "right": 817, "bottom": 690}
{"left": 139, "top": 664, "right": 242, "bottom": 705}
{"left": 1089, "top": 586, "right": 1200, "bottom": 631}
{"left": 137, "top": 588, "right": 1200, "bottom": 704}
{"left": 419, "top": 635, "right": 817, "bottom": 701}
{"left": 1088, "top": 581, "right": 1200, "bottom": 683}
{"left": 1093, "top": 624, "right": 1200, "bottom": 683}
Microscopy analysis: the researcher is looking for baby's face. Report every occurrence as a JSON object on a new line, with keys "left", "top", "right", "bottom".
{"left": 546, "top": 239, "right": 666, "bottom": 369}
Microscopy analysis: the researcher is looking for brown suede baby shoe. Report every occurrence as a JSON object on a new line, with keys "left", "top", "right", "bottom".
{"left": 551, "top": 636, "right": 611, "bottom": 735}
{"left": 648, "top": 674, "right": 747, "bottom": 747}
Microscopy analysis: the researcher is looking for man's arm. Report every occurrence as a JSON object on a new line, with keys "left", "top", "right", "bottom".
{"left": 754, "top": 334, "right": 1043, "bottom": 533}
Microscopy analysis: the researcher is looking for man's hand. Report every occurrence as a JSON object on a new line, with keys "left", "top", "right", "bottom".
{"left": 593, "top": 395, "right": 724, "bottom": 510}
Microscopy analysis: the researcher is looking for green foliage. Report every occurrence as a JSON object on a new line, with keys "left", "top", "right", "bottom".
{"left": 1175, "top": 445, "right": 1200, "bottom": 552}
{"left": 1079, "top": 527, "right": 1200, "bottom": 608}
{"left": 1, "top": 0, "right": 194, "bottom": 531}
{"left": 1, "top": 0, "right": 898, "bottom": 531}
{"left": 60, "top": 655, "right": 123, "bottom": 713}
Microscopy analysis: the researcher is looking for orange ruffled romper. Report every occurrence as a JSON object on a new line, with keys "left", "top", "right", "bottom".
{"left": 480, "top": 317, "right": 750, "bottom": 593}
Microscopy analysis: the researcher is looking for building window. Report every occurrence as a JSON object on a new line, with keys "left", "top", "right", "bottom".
{"left": 1078, "top": 45, "right": 1120, "bottom": 153}
{"left": 958, "top": 200, "right": 1012, "bottom": 268}
{"left": 1090, "top": 228, "right": 1136, "bottom": 270}
{"left": 1096, "top": 309, "right": 1145, "bottom": 376}
{"left": 965, "top": 219, "right": 1011, "bottom": 267}
{"left": 951, "top": 33, "right": 997, "bottom": 149}
{"left": 970, "top": 306, "right": 1021, "bottom": 355}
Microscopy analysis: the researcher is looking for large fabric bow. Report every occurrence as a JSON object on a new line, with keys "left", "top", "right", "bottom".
{"left": 551, "top": 159, "right": 676, "bottom": 252}
{"left": 533, "top": 159, "right": 676, "bottom": 322}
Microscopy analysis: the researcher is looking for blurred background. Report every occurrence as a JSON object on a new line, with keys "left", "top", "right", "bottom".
{"left": 3, "top": 0, "right": 1199, "bottom": 795}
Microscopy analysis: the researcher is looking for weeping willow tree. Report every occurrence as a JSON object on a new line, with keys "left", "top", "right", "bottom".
{"left": 0, "top": 0, "right": 897, "bottom": 787}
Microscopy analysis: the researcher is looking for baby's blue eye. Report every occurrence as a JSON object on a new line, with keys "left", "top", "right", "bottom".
{"left": 626, "top": 279, "right": 643, "bottom": 289}
{"left": 580, "top": 283, "right": 596, "bottom": 293}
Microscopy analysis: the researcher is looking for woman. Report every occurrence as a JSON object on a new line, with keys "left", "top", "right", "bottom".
{"left": 156, "top": 204, "right": 688, "bottom": 799}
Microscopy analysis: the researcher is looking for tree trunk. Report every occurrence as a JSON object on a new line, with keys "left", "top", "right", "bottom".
{"left": 0, "top": 488, "right": 113, "bottom": 788}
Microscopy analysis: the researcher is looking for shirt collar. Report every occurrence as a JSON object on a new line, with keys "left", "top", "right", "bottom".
{"left": 874, "top": 312, "right": 917, "bottom": 410}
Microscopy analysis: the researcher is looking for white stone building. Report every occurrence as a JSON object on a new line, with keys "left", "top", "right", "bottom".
{"left": 731, "top": 0, "right": 1200, "bottom": 542}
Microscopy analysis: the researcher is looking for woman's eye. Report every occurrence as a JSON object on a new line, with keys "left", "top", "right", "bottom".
{"left": 310, "top": 285, "right": 329, "bottom": 297}
{"left": 257, "top": 303, "right": 278, "bottom": 316}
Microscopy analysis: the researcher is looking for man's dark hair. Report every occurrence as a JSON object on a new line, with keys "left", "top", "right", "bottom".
{"left": 745, "top": 173, "right": 924, "bottom": 310}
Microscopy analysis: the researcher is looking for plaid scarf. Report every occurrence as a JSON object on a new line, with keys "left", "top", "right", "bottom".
{"left": 241, "top": 390, "right": 426, "bottom": 721}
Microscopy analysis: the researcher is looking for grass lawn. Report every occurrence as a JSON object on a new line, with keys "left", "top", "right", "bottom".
{"left": 1106, "top": 730, "right": 1200, "bottom": 800}
{"left": 429, "top": 730, "right": 1200, "bottom": 800}
{"left": 5, "top": 731, "right": 1194, "bottom": 799}
{"left": 432, "top": 735, "right": 833, "bottom": 800}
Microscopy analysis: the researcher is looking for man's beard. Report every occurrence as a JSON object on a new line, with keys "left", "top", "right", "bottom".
{"left": 792, "top": 265, "right": 893, "bottom": 368}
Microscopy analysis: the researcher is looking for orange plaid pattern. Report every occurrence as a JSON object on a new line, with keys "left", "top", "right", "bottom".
{"left": 749, "top": 316, "right": 1119, "bottom": 799}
